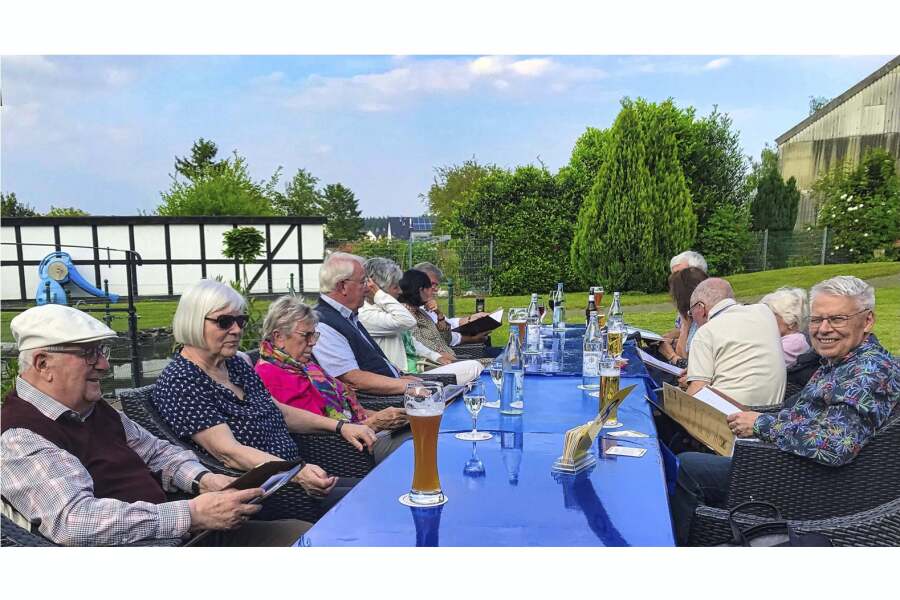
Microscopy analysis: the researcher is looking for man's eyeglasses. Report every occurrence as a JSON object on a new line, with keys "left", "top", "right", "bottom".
{"left": 44, "top": 344, "right": 112, "bottom": 366}
{"left": 809, "top": 309, "right": 870, "bottom": 329}
{"left": 342, "top": 276, "right": 369, "bottom": 286}
{"left": 291, "top": 329, "right": 320, "bottom": 343}
{"left": 689, "top": 301, "right": 705, "bottom": 315}
{"left": 205, "top": 314, "right": 249, "bottom": 330}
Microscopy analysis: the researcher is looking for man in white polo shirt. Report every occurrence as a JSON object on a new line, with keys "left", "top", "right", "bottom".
{"left": 684, "top": 278, "right": 786, "bottom": 407}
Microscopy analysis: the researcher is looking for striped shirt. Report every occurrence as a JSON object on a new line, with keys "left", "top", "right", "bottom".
{"left": 1, "top": 377, "right": 206, "bottom": 546}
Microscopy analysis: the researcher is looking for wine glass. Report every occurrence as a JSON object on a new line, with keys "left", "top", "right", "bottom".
{"left": 455, "top": 381, "right": 492, "bottom": 441}
{"left": 485, "top": 359, "right": 502, "bottom": 408}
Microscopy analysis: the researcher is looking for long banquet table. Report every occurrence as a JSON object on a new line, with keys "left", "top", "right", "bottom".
{"left": 295, "top": 341, "right": 675, "bottom": 546}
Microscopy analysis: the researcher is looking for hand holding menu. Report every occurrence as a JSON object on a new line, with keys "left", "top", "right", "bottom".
{"left": 452, "top": 308, "right": 503, "bottom": 336}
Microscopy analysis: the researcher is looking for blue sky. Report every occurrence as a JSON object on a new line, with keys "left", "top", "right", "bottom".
{"left": 2, "top": 54, "right": 895, "bottom": 217}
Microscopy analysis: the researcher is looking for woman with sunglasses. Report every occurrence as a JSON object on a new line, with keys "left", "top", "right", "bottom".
{"left": 255, "top": 295, "right": 410, "bottom": 463}
{"left": 153, "top": 280, "right": 376, "bottom": 506}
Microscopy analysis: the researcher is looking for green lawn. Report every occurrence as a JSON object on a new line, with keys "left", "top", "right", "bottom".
{"left": 2, "top": 262, "right": 899, "bottom": 352}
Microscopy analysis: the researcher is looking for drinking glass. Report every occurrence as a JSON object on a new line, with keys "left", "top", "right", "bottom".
{"left": 607, "top": 323, "right": 624, "bottom": 359}
{"left": 456, "top": 381, "right": 492, "bottom": 441}
{"left": 508, "top": 307, "right": 528, "bottom": 341}
{"left": 599, "top": 357, "right": 623, "bottom": 429}
{"left": 485, "top": 359, "right": 502, "bottom": 408}
{"left": 404, "top": 381, "right": 446, "bottom": 505}
{"left": 537, "top": 300, "right": 547, "bottom": 324}
{"left": 593, "top": 285, "right": 605, "bottom": 309}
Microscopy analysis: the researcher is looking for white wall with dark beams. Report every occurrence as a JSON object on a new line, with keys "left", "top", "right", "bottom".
{"left": 0, "top": 216, "right": 326, "bottom": 302}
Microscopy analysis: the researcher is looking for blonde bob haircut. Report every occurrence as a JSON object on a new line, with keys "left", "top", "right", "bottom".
{"left": 173, "top": 279, "right": 247, "bottom": 349}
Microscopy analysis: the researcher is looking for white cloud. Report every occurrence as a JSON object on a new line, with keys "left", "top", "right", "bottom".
{"left": 250, "top": 71, "right": 286, "bottom": 86}
{"left": 280, "top": 56, "right": 606, "bottom": 113}
{"left": 703, "top": 57, "right": 731, "bottom": 71}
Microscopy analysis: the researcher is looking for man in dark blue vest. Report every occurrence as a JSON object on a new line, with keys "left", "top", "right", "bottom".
{"left": 313, "top": 252, "right": 418, "bottom": 395}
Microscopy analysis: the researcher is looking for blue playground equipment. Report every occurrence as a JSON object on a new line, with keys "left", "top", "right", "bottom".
{"left": 35, "top": 251, "right": 119, "bottom": 305}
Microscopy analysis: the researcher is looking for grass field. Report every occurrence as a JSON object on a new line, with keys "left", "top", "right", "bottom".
{"left": 2, "top": 262, "right": 899, "bottom": 352}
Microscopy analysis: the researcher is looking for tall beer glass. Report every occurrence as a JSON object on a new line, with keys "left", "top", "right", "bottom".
{"left": 405, "top": 381, "right": 445, "bottom": 505}
{"left": 508, "top": 308, "right": 528, "bottom": 342}
{"left": 599, "top": 357, "right": 622, "bottom": 428}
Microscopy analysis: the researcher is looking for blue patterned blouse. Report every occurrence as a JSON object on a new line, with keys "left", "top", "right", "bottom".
{"left": 153, "top": 353, "right": 299, "bottom": 460}
{"left": 753, "top": 334, "right": 900, "bottom": 466}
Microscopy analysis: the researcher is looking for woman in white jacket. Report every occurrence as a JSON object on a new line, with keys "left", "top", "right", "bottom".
{"left": 358, "top": 258, "right": 482, "bottom": 385}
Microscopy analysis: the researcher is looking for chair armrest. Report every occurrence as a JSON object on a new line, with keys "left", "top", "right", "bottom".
{"left": 292, "top": 433, "right": 375, "bottom": 478}
{"left": 419, "top": 372, "right": 457, "bottom": 386}
{"left": 357, "top": 391, "right": 406, "bottom": 411}
{"left": 453, "top": 343, "right": 489, "bottom": 359}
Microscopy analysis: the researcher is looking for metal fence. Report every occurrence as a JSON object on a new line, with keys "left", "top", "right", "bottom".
{"left": 742, "top": 227, "right": 853, "bottom": 272}
{"left": 328, "top": 236, "right": 495, "bottom": 296}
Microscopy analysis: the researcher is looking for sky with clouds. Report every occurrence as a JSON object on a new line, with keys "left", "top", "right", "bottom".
{"left": 2, "top": 54, "right": 895, "bottom": 217}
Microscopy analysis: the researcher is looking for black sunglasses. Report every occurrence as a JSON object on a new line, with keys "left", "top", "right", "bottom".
{"left": 205, "top": 314, "right": 249, "bottom": 330}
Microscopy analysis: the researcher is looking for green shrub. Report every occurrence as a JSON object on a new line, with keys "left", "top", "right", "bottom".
{"left": 698, "top": 202, "right": 753, "bottom": 275}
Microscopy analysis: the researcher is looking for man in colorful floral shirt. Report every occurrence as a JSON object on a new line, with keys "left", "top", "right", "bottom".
{"left": 671, "top": 275, "right": 900, "bottom": 545}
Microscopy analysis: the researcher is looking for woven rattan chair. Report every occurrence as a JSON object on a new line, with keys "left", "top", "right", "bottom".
{"left": 116, "top": 385, "right": 335, "bottom": 522}
{"left": 688, "top": 413, "right": 900, "bottom": 545}
{"left": 453, "top": 342, "right": 490, "bottom": 360}
{"left": 689, "top": 496, "right": 900, "bottom": 547}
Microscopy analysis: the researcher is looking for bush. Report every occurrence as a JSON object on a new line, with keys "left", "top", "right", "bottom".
{"left": 571, "top": 98, "right": 696, "bottom": 293}
{"left": 697, "top": 202, "right": 753, "bottom": 276}
{"left": 816, "top": 148, "right": 900, "bottom": 262}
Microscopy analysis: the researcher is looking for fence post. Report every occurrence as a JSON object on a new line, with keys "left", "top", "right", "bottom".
{"left": 820, "top": 227, "right": 828, "bottom": 265}
{"left": 762, "top": 229, "right": 769, "bottom": 271}
{"left": 407, "top": 237, "right": 413, "bottom": 270}
{"left": 488, "top": 236, "right": 494, "bottom": 296}
{"left": 447, "top": 279, "right": 455, "bottom": 318}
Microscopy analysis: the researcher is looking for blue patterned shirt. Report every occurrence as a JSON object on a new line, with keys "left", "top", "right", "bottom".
{"left": 753, "top": 334, "right": 900, "bottom": 466}
{"left": 153, "top": 353, "right": 299, "bottom": 460}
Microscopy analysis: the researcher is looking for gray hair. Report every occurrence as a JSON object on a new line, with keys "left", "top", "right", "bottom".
{"left": 810, "top": 276, "right": 875, "bottom": 311}
{"left": 670, "top": 250, "right": 708, "bottom": 273}
{"left": 261, "top": 295, "right": 318, "bottom": 341}
{"left": 690, "top": 278, "right": 734, "bottom": 308}
{"left": 365, "top": 257, "right": 402, "bottom": 290}
{"left": 18, "top": 349, "right": 35, "bottom": 374}
{"left": 761, "top": 287, "right": 809, "bottom": 331}
{"left": 413, "top": 261, "right": 444, "bottom": 281}
{"left": 319, "top": 252, "right": 365, "bottom": 294}
{"left": 173, "top": 279, "right": 246, "bottom": 349}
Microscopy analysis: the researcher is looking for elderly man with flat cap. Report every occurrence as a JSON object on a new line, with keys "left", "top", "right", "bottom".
{"left": 1, "top": 304, "right": 309, "bottom": 546}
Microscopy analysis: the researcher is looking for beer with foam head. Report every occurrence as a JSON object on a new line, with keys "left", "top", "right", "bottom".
{"left": 405, "top": 382, "right": 445, "bottom": 505}
{"left": 600, "top": 357, "right": 622, "bottom": 428}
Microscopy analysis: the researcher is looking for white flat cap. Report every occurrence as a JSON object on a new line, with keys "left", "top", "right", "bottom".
{"left": 11, "top": 304, "right": 117, "bottom": 351}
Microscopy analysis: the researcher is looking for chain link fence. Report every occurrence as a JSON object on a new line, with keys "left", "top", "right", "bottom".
{"left": 328, "top": 236, "right": 494, "bottom": 296}
{"left": 742, "top": 227, "right": 855, "bottom": 272}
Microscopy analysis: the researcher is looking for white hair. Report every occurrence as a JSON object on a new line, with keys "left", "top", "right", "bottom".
{"left": 413, "top": 261, "right": 444, "bottom": 281}
{"left": 365, "top": 257, "right": 402, "bottom": 290}
{"left": 319, "top": 252, "right": 365, "bottom": 293}
{"left": 261, "top": 295, "right": 318, "bottom": 341}
{"left": 761, "top": 287, "right": 809, "bottom": 331}
{"left": 670, "top": 251, "right": 708, "bottom": 273}
{"left": 173, "top": 279, "right": 246, "bottom": 349}
{"left": 690, "top": 278, "right": 734, "bottom": 308}
{"left": 18, "top": 349, "right": 36, "bottom": 374}
{"left": 810, "top": 276, "right": 875, "bottom": 311}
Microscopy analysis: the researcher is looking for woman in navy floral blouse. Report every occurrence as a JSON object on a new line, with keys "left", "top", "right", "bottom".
{"left": 672, "top": 276, "right": 900, "bottom": 545}
{"left": 153, "top": 280, "right": 378, "bottom": 505}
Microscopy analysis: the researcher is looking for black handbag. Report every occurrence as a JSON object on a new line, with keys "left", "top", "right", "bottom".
{"left": 722, "top": 501, "right": 832, "bottom": 547}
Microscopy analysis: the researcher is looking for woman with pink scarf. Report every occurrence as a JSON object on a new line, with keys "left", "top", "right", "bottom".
{"left": 255, "top": 296, "right": 410, "bottom": 463}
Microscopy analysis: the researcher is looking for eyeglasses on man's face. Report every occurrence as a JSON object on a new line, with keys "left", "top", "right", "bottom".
{"left": 205, "top": 314, "right": 249, "bottom": 330}
{"left": 44, "top": 343, "right": 112, "bottom": 366}
{"left": 689, "top": 301, "right": 705, "bottom": 315}
{"left": 809, "top": 309, "right": 870, "bottom": 329}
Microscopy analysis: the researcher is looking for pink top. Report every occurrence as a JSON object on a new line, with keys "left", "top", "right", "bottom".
{"left": 255, "top": 360, "right": 327, "bottom": 416}
{"left": 781, "top": 332, "right": 810, "bottom": 368}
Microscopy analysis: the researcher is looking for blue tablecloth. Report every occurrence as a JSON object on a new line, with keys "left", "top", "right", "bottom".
{"left": 295, "top": 340, "right": 675, "bottom": 547}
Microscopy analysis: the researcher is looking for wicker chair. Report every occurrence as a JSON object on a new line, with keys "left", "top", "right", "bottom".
{"left": 453, "top": 342, "right": 490, "bottom": 360}
{"left": 689, "top": 497, "right": 900, "bottom": 547}
{"left": 116, "top": 386, "right": 333, "bottom": 522}
{"left": 688, "top": 413, "right": 900, "bottom": 545}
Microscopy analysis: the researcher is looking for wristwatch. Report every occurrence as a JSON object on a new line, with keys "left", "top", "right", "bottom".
{"left": 191, "top": 470, "right": 211, "bottom": 495}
